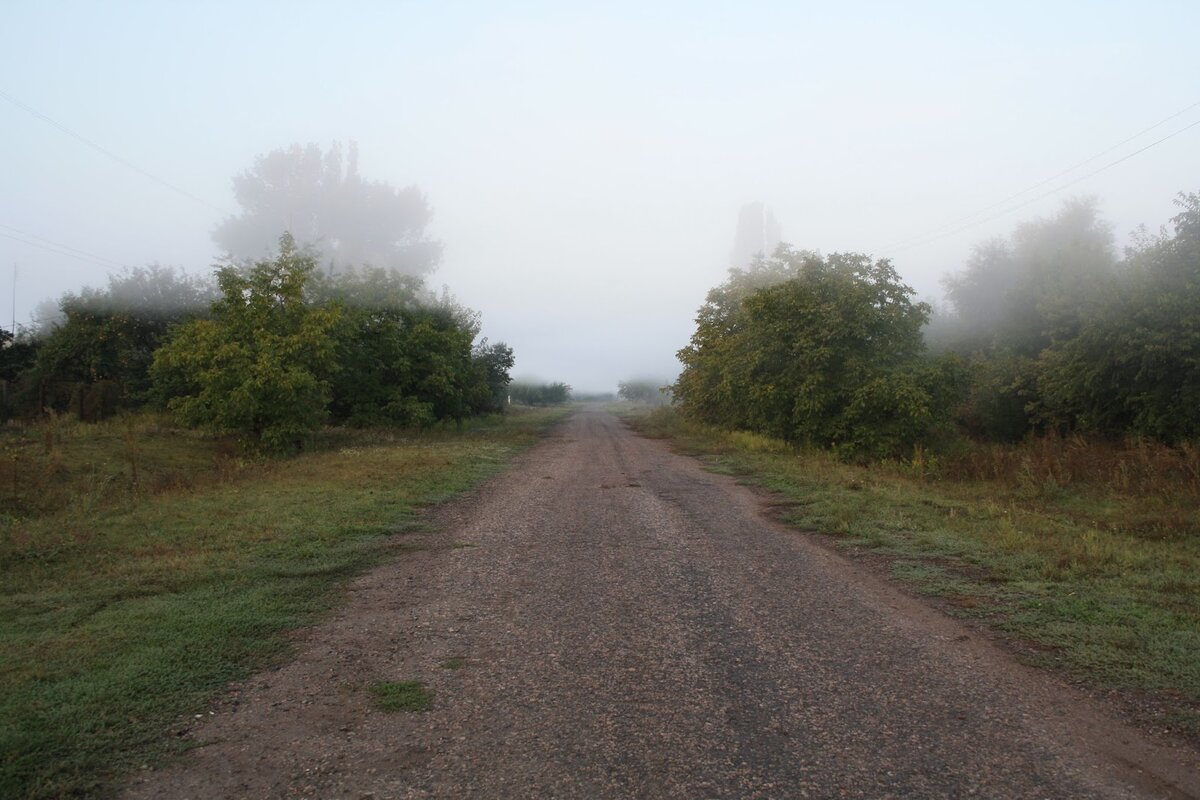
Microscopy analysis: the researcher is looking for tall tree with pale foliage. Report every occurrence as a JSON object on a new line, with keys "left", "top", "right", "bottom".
{"left": 213, "top": 141, "right": 441, "bottom": 276}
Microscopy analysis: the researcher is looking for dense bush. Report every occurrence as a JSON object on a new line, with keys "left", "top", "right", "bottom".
{"left": 0, "top": 328, "right": 40, "bottom": 420}
{"left": 150, "top": 235, "right": 341, "bottom": 452}
{"left": 1036, "top": 193, "right": 1200, "bottom": 441}
{"left": 314, "top": 268, "right": 512, "bottom": 427}
{"left": 317, "top": 270, "right": 465, "bottom": 427}
{"left": 937, "top": 192, "right": 1200, "bottom": 444}
{"left": 6, "top": 144, "right": 511, "bottom": 447}
{"left": 19, "top": 267, "right": 214, "bottom": 418}
{"left": 145, "top": 236, "right": 514, "bottom": 452}
{"left": 4, "top": 230, "right": 513, "bottom": 451}
{"left": 676, "top": 247, "right": 963, "bottom": 459}
{"left": 470, "top": 339, "right": 517, "bottom": 414}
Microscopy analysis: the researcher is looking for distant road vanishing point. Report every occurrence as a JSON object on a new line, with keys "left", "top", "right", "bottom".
{"left": 125, "top": 409, "right": 1199, "bottom": 799}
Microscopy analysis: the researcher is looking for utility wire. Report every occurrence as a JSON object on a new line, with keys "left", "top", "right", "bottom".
{"left": 880, "top": 99, "right": 1200, "bottom": 253}
{"left": 0, "top": 225, "right": 131, "bottom": 270}
{"left": 0, "top": 231, "right": 124, "bottom": 270}
{"left": 0, "top": 223, "right": 128, "bottom": 268}
{"left": 889, "top": 117, "right": 1200, "bottom": 254}
{"left": 0, "top": 87, "right": 230, "bottom": 217}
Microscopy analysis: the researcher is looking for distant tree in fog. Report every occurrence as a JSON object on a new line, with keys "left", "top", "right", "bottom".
{"left": 213, "top": 141, "right": 441, "bottom": 276}
{"left": 1037, "top": 192, "right": 1200, "bottom": 441}
{"left": 509, "top": 381, "right": 571, "bottom": 406}
{"left": 940, "top": 197, "right": 1114, "bottom": 355}
{"left": 617, "top": 379, "right": 672, "bottom": 405}
{"left": 935, "top": 197, "right": 1118, "bottom": 440}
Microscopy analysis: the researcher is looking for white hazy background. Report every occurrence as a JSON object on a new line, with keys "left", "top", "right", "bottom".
{"left": 2, "top": 1, "right": 1198, "bottom": 392}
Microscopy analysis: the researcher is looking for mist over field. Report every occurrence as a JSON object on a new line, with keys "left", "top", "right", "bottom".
{"left": 2, "top": 2, "right": 1198, "bottom": 392}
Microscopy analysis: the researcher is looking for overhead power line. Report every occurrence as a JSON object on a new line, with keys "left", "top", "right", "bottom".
{"left": 888, "top": 117, "right": 1200, "bottom": 254}
{"left": 0, "top": 223, "right": 131, "bottom": 271}
{"left": 0, "top": 87, "right": 230, "bottom": 217}
{"left": 969, "top": 99, "right": 1200, "bottom": 214}
{"left": 880, "top": 99, "right": 1200, "bottom": 254}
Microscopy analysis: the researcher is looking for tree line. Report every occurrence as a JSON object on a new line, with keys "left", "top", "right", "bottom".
{"left": 675, "top": 192, "right": 1200, "bottom": 459}
{"left": 1, "top": 234, "right": 514, "bottom": 452}
{"left": 508, "top": 381, "right": 572, "bottom": 406}
{"left": 0, "top": 142, "right": 538, "bottom": 452}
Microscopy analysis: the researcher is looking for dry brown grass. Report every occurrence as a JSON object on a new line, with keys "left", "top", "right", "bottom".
{"left": 0, "top": 412, "right": 224, "bottom": 522}
{"left": 944, "top": 433, "right": 1200, "bottom": 500}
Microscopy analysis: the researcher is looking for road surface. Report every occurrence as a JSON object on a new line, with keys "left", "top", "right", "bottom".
{"left": 125, "top": 409, "right": 1199, "bottom": 799}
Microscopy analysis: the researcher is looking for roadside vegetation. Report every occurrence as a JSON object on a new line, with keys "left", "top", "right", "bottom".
{"left": 616, "top": 378, "right": 673, "bottom": 406}
{"left": 0, "top": 142, "right": 568, "bottom": 798}
{"left": 1, "top": 143, "right": 514, "bottom": 454}
{"left": 508, "top": 380, "right": 572, "bottom": 406}
{"left": 0, "top": 405, "right": 568, "bottom": 799}
{"left": 1, "top": 236, "right": 513, "bottom": 453}
{"left": 656, "top": 190, "right": 1200, "bottom": 737}
{"left": 676, "top": 192, "right": 1200, "bottom": 459}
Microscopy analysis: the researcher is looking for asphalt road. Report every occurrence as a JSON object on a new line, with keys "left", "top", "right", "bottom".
{"left": 125, "top": 409, "right": 1199, "bottom": 799}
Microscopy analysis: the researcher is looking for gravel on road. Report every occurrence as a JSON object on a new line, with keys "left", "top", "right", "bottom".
{"left": 124, "top": 409, "right": 1200, "bottom": 799}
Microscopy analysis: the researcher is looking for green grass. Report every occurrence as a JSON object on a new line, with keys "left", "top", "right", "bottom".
{"left": 369, "top": 680, "right": 432, "bottom": 712}
{"left": 0, "top": 406, "right": 568, "bottom": 799}
{"left": 439, "top": 657, "right": 467, "bottom": 670}
{"left": 623, "top": 406, "right": 1200, "bottom": 737}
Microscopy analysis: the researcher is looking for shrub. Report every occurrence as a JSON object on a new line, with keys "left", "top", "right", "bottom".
{"left": 151, "top": 235, "right": 339, "bottom": 452}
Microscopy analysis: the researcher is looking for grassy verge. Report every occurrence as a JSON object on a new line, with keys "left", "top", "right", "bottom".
{"left": 622, "top": 406, "right": 1200, "bottom": 739}
{"left": 0, "top": 406, "right": 568, "bottom": 799}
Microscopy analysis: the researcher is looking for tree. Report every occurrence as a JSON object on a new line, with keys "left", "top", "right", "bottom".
{"left": 935, "top": 198, "right": 1117, "bottom": 440}
{"left": 29, "top": 267, "right": 215, "bottom": 416}
{"left": 0, "top": 328, "right": 40, "bottom": 419}
{"left": 213, "top": 142, "right": 441, "bottom": 276}
{"left": 311, "top": 267, "right": 504, "bottom": 427}
{"left": 0, "top": 328, "right": 38, "bottom": 380}
{"left": 617, "top": 379, "right": 672, "bottom": 405}
{"left": 941, "top": 197, "right": 1115, "bottom": 356}
{"left": 470, "top": 339, "right": 515, "bottom": 414}
{"left": 1036, "top": 192, "right": 1200, "bottom": 440}
{"left": 676, "top": 248, "right": 956, "bottom": 459}
{"left": 150, "top": 235, "right": 340, "bottom": 452}
{"left": 671, "top": 247, "right": 815, "bottom": 426}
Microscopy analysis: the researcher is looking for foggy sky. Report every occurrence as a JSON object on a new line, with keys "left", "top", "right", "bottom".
{"left": 2, "top": 1, "right": 1198, "bottom": 392}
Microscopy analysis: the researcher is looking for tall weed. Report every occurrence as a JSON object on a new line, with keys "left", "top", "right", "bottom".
{"left": 945, "top": 433, "right": 1200, "bottom": 499}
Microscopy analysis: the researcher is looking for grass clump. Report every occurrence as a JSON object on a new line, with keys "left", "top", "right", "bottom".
{"left": 369, "top": 680, "right": 432, "bottom": 712}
